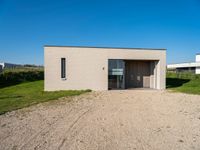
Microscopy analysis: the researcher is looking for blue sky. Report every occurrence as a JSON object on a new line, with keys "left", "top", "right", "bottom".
{"left": 0, "top": 0, "right": 200, "bottom": 65}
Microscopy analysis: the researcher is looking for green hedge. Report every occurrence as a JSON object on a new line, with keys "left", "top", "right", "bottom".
{"left": 0, "top": 68, "right": 44, "bottom": 88}
{"left": 167, "top": 72, "right": 200, "bottom": 80}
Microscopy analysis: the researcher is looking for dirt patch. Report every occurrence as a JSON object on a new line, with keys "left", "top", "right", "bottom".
{"left": 0, "top": 90, "right": 200, "bottom": 150}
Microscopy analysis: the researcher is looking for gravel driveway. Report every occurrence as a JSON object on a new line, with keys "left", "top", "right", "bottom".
{"left": 1, "top": 90, "right": 200, "bottom": 150}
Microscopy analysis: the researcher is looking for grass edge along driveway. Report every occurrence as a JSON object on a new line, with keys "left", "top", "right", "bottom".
{"left": 0, "top": 80, "right": 91, "bottom": 115}
{"left": 166, "top": 72, "right": 200, "bottom": 95}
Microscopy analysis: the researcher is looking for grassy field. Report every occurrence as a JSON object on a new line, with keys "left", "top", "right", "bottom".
{"left": 2, "top": 66, "right": 44, "bottom": 73}
{"left": 0, "top": 67, "right": 199, "bottom": 114}
{"left": 0, "top": 80, "right": 91, "bottom": 114}
{"left": 166, "top": 72, "right": 200, "bottom": 95}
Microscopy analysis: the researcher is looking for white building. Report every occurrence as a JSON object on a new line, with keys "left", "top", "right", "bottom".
{"left": 0, "top": 62, "right": 21, "bottom": 72}
{"left": 196, "top": 54, "right": 200, "bottom": 74}
{"left": 44, "top": 46, "right": 166, "bottom": 91}
{"left": 167, "top": 54, "right": 200, "bottom": 74}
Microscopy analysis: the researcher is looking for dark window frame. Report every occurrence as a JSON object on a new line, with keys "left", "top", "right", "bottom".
{"left": 61, "top": 58, "right": 66, "bottom": 79}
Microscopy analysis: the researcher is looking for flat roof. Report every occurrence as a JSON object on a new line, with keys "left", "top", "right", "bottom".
{"left": 44, "top": 45, "right": 166, "bottom": 51}
{"left": 167, "top": 62, "right": 200, "bottom": 68}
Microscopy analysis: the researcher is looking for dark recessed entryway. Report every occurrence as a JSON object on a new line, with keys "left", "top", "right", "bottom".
{"left": 125, "top": 60, "right": 151, "bottom": 88}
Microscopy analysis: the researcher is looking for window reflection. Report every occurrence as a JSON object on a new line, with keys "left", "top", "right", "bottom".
{"left": 108, "top": 59, "right": 125, "bottom": 89}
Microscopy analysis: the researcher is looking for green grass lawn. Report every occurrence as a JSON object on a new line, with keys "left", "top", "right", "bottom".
{"left": 166, "top": 72, "right": 200, "bottom": 95}
{"left": 0, "top": 80, "right": 91, "bottom": 114}
{"left": 1, "top": 71, "right": 199, "bottom": 115}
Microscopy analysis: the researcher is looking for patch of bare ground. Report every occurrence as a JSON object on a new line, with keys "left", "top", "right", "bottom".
{"left": 1, "top": 90, "right": 200, "bottom": 150}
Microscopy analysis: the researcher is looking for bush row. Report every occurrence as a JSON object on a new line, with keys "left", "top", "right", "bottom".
{"left": 0, "top": 69, "right": 44, "bottom": 88}
{"left": 167, "top": 72, "right": 200, "bottom": 80}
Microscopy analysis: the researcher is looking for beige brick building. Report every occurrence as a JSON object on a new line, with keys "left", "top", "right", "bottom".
{"left": 44, "top": 46, "right": 166, "bottom": 91}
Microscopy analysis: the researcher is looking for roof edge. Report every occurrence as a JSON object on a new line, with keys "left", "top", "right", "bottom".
{"left": 44, "top": 45, "right": 166, "bottom": 51}
{"left": 167, "top": 61, "right": 200, "bottom": 65}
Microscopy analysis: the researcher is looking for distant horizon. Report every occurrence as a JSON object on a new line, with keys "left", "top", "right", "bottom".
{"left": 0, "top": 0, "right": 200, "bottom": 65}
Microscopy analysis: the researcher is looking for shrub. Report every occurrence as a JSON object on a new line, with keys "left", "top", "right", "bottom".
{"left": 167, "top": 72, "right": 200, "bottom": 80}
{"left": 0, "top": 67, "right": 44, "bottom": 88}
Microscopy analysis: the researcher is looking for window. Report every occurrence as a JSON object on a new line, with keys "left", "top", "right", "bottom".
{"left": 108, "top": 59, "right": 125, "bottom": 89}
{"left": 61, "top": 58, "right": 66, "bottom": 79}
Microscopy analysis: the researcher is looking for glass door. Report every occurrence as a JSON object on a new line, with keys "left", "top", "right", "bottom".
{"left": 108, "top": 59, "right": 125, "bottom": 90}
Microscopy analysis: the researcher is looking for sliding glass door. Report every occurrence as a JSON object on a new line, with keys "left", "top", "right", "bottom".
{"left": 108, "top": 59, "right": 125, "bottom": 89}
